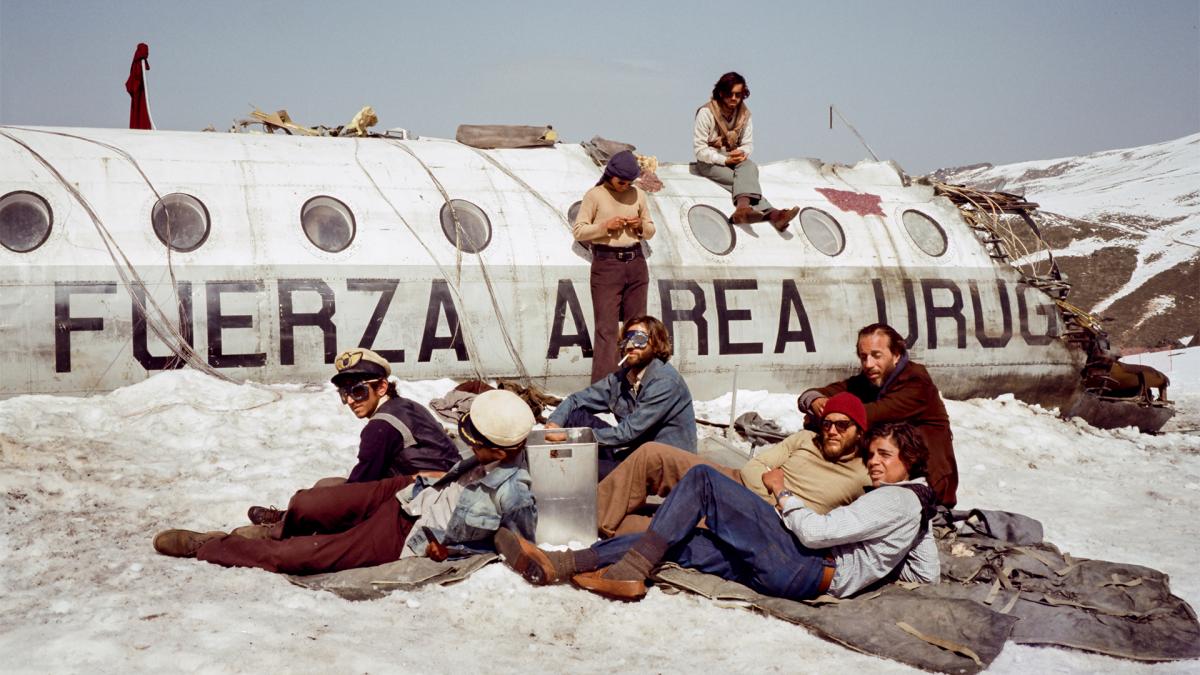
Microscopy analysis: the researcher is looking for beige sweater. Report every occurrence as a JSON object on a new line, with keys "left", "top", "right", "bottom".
{"left": 739, "top": 430, "right": 871, "bottom": 514}
{"left": 572, "top": 184, "right": 656, "bottom": 247}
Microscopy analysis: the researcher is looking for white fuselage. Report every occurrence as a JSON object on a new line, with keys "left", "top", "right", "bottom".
{"left": 0, "top": 126, "right": 1082, "bottom": 403}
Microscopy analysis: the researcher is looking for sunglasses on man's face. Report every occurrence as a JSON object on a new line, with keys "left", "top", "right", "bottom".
{"left": 621, "top": 330, "right": 650, "bottom": 350}
{"left": 821, "top": 419, "right": 855, "bottom": 433}
{"left": 338, "top": 380, "right": 380, "bottom": 404}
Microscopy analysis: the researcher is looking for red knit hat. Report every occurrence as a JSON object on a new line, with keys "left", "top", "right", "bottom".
{"left": 823, "top": 392, "right": 867, "bottom": 431}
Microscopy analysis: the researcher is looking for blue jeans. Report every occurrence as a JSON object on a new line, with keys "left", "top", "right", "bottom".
{"left": 589, "top": 465, "right": 828, "bottom": 601}
{"left": 562, "top": 408, "right": 626, "bottom": 479}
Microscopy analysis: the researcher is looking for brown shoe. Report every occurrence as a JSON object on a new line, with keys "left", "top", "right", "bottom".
{"left": 247, "top": 506, "right": 284, "bottom": 525}
{"left": 153, "top": 529, "right": 226, "bottom": 558}
{"left": 768, "top": 207, "right": 800, "bottom": 232}
{"left": 731, "top": 206, "right": 766, "bottom": 225}
{"left": 495, "top": 527, "right": 559, "bottom": 585}
{"left": 571, "top": 567, "right": 648, "bottom": 601}
{"left": 230, "top": 524, "right": 275, "bottom": 540}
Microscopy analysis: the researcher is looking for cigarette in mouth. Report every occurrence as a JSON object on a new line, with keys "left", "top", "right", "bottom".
{"left": 618, "top": 354, "right": 630, "bottom": 367}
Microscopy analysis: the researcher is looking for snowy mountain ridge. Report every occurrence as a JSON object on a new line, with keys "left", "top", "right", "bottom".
{"left": 935, "top": 133, "right": 1199, "bottom": 348}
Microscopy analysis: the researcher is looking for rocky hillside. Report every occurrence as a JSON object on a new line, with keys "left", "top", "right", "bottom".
{"left": 933, "top": 133, "right": 1200, "bottom": 350}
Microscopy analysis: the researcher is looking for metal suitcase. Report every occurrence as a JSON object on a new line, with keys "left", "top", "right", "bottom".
{"left": 525, "top": 427, "right": 598, "bottom": 545}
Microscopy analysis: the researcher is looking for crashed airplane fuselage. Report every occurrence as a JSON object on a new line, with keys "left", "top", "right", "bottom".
{"left": 0, "top": 125, "right": 1082, "bottom": 406}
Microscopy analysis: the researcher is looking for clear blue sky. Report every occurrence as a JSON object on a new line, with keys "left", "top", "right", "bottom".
{"left": 1, "top": 0, "right": 1196, "bottom": 173}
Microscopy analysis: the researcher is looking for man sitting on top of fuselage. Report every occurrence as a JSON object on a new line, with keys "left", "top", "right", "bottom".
{"left": 595, "top": 392, "right": 872, "bottom": 538}
{"left": 545, "top": 315, "right": 696, "bottom": 479}
{"left": 797, "top": 323, "right": 959, "bottom": 508}
{"left": 245, "top": 348, "right": 461, "bottom": 525}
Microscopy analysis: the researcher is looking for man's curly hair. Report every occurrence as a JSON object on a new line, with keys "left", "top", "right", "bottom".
{"left": 863, "top": 422, "right": 928, "bottom": 478}
{"left": 619, "top": 315, "right": 673, "bottom": 363}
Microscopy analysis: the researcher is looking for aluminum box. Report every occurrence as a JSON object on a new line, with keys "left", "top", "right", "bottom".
{"left": 525, "top": 427, "right": 598, "bottom": 545}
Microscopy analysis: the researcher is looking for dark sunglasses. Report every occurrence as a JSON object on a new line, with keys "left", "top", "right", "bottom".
{"left": 621, "top": 330, "right": 650, "bottom": 350}
{"left": 821, "top": 419, "right": 855, "bottom": 433}
{"left": 338, "top": 379, "right": 380, "bottom": 404}
{"left": 726, "top": 88, "right": 749, "bottom": 100}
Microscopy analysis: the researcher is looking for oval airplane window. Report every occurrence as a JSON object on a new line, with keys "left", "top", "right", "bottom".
{"left": 152, "top": 193, "right": 210, "bottom": 252}
{"left": 800, "top": 208, "right": 845, "bottom": 257}
{"left": 301, "top": 196, "right": 355, "bottom": 253}
{"left": 902, "top": 209, "right": 948, "bottom": 257}
{"left": 687, "top": 204, "right": 735, "bottom": 255}
{"left": 0, "top": 191, "right": 53, "bottom": 253}
{"left": 440, "top": 199, "right": 491, "bottom": 254}
{"left": 567, "top": 200, "right": 582, "bottom": 225}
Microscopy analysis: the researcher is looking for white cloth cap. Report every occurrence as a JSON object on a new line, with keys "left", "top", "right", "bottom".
{"left": 468, "top": 389, "right": 534, "bottom": 447}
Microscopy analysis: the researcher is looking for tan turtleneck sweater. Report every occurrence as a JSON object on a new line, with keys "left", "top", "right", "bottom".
{"left": 572, "top": 183, "right": 656, "bottom": 247}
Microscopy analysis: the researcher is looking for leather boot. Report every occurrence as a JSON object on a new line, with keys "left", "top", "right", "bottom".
{"left": 768, "top": 207, "right": 800, "bottom": 232}
{"left": 494, "top": 527, "right": 575, "bottom": 585}
{"left": 572, "top": 566, "right": 648, "bottom": 601}
{"left": 247, "top": 505, "right": 285, "bottom": 525}
{"left": 230, "top": 524, "right": 276, "bottom": 541}
{"left": 153, "top": 529, "right": 226, "bottom": 558}
{"left": 731, "top": 206, "right": 762, "bottom": 224}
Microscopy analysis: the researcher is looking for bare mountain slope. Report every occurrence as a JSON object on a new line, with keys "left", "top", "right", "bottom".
{"left": 935, "top": 133, "right": 1199, "bottom": 349}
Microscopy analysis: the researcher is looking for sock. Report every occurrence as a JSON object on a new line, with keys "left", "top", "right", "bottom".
{"left": 572, "top": 548, "right": 600, "bottom": 574}
{"left": 545, "top": 549, "right": 580, "bottom": 579}
{"left": 604, "top": 531, "right": 669, "bottom": 581}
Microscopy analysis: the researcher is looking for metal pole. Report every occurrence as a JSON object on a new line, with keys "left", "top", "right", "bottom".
{"left": 726, "top": 366, "right": 739, "bottom": 440}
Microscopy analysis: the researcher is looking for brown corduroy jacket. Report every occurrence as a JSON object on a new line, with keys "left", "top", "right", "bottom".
{"left": 805, "top": 358, "right": 959, "bottom": 508}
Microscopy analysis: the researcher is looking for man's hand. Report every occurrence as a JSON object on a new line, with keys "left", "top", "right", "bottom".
{"left": 725, "top": 149, "right": 747, "bottom": 166}
{"left": 762, "top": 467, "right": 786, "bottom": 496}
{"left": 543, "top": 421, "right": 567, "bottom": 442}
{"left": 603, "top": 216, "right": 625, "bottom": 232}
{"left": 810, "top": 397, "right": 829, "bottom": 416}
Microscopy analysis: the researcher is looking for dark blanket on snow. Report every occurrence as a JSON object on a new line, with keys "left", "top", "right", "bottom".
{"left": 285, "top": 516, "right": 1200, "bottom": 672}
{"left": 653, "top": 525, "right": 1200, "bottom": 673}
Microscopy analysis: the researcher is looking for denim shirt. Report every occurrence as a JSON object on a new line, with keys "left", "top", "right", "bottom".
{"left": 549, "top": 358, "right": 697, "bottom": 452}
{"left": 401, "top": 452, "right": 537, "bottom": 557}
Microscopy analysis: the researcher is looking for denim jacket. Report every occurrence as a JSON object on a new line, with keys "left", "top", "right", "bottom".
{"left": 400, "top": 452, "right": 537, "bottom": 557}
{"left": 549, "top": 358, "right": 697, "bottom": 452}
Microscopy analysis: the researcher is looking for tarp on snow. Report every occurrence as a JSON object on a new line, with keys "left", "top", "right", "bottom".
{"left": 653, "top": 527, "right": 1200, "bottom": 672}
{"left": 288, "top": 553, "right": 495, "bottom": 601}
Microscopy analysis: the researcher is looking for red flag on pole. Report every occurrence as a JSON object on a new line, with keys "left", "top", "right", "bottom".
{"left": 125, "top": 43, "right": 154, "bottom": 130}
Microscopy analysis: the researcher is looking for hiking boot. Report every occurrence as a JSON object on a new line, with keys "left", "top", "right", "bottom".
{"left": 731, "top": 206, "right": 763, "bottom": 225}
{"left": 230, "top": 524, "right": 275, "bottom": 541}
{"left": 572, "top": 567, "right": 648, "bottom": 601}
{"left": 494, "top": 527, "right": 564, "bottom": 585}
{"left": 247, "top": 505, "right": 284, "bottom": 525}
{"left": 768, "top": 207, "right": 800, "bottom": 232}
{"left": 153, "top": 529, "right": 225, "bottom": 558}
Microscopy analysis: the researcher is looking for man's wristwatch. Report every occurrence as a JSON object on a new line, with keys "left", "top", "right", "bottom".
{"left": 776, "top": 490, "right": 798, "bottom": 502}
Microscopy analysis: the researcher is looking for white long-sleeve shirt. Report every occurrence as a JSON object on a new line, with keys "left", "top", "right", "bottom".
{"left": 693, "top": 106, "right": 755, "bottom": 165}
{"left": 778, "top": 477, "right": 941, "bottom": 597}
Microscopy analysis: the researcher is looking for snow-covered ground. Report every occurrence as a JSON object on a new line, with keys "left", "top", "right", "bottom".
{"left": 2, "top": 363, "right": 1199, "bottom": 673}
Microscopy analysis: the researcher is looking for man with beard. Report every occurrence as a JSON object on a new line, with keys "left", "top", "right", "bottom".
{"left": 592, "top": 392, "right": 871, "bottom": 538}
{"left": 546, "top": 315, "right": 696, "bottom": 478}
{"left": 797, "top": 323, "right": 958, "bottom": 508}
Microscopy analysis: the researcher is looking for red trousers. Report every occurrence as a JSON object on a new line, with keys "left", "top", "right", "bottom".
{"left": 197, "top": 475, "right": 415, "bottom": 575}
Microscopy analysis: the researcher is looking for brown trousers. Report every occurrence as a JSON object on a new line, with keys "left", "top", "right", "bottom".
{"left": 597, "top": 442, "right": 741, "bottom": 538}
{"left": 590, "top": 255, "right": 649, "bottom": 382}
{"left": 197, "top": 475, "right": 415, "bottom": 575}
